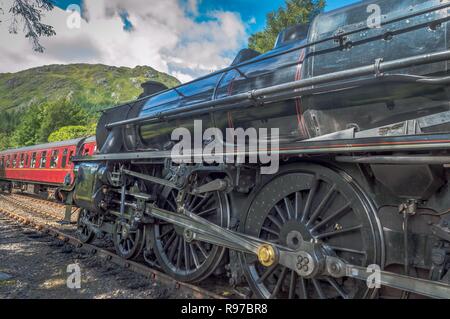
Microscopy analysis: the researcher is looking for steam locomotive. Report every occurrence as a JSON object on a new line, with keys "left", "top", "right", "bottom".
{"left": 60, "top": 0, "right": 450, "bottom": 298}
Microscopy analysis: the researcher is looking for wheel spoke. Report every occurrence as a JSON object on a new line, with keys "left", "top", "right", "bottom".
{"left": 274, "top": 204, "right": 287, "bottom": 224}
{"left": 191, "top": 194, "right": 213, "bottom": 212}
{"left": 195, "top": 242, "right": 208, "bottom": 259}
{"left": 306, "top": 184, "right": 336, "bottom": 226}
{"left": 310, "top": 202, "right": 351, "bottom": 233}
{"left": 157, "top": 228, "right": 174, "bottom": 240}
{"left": 257, "top": 264, "right": 278, "bottom": 284}
{"left": 298, "top": 277, "right": 308, "bottom": 299}
{"left": 284, "top": 198, "right": 294, "bottom": 220}
{"left": 185, "top": 194, "right": 194, "bottom": 209}
{"left": 183, "top": 240, "right": 190, "bottom": 271}
{"left": 267, "top": 214, "right": 282, "bottom": 230}
{"left": 196, "top": 207, "right": 217, "bottom": 217}
{"left": 315, "top": 224, "right": 363, "bottom": 240}
{"left": 262, "top": 226, "right": 280, "bottom": 237}
{"left": 326, "top": 278, "right": 349, "bottom": 299}
{"left": 294, "top": 192, "right": 302, "bottom": 220}
{"left": 326, "top": 245, "right": 367, "bottom": 256}
{"left": 301, "top": 177, "right": 319, "bottom": 222}
{"left": 162, "top": 231, "right": 176, "bottom": 250}
{"left": 168, "top": 236, "right": 179, "bottom": 261}
{"left": 312, "top": 279, "right": 326, "bottom": 299}
{"left": 288, "top": 270, "right": 297, "bottom": 299}
{"left": 166, "top": 199, "right": 177, "bottom": 212}
{"left": 270, "top": 267, "right": 288, "bottom": 299}
{"left": 190, "top": 244, "right": 200, "bottom": 268}
{"left": 176, "top": 238, "right": 183, "bottom": 269}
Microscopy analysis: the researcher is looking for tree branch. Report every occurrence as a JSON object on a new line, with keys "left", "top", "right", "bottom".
{"left": 6, "top": 0, "right": 55, "bottom": 52}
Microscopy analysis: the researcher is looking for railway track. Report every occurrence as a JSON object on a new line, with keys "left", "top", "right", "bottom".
{"left": 0, "top": 193, "right": 242, "bottom": 299}
{"left": 17, "top": 194, "right": 66, "bottom": 209}
{"left": 7, "top": 193, "right": 69, "bottom": 222}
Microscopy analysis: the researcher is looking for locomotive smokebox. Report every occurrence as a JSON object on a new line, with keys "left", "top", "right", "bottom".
{"left": 96, "top": 81, "right": 168, "bottom": 153}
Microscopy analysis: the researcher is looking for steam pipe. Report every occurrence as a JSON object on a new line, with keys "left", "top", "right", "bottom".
{"left": 335, "top": 155, "right": 450, "bottom": 165}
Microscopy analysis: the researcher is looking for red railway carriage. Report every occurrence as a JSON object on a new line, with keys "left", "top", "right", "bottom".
{"left": 0, "top": 137, "right": 96, "bottom": 194}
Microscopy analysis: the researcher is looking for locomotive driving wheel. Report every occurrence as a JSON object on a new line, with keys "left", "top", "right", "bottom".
{"left": 240, "top": 163, "right": 383, "bottom": 299}
{"left": 153, "top": 180, "right": 230, "bottom": 283}
{"left": 113, "top": 219, "right": 145, "bottom": 260}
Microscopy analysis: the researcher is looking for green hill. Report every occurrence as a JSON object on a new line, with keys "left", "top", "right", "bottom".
{"left": 0, "top": 64, "right": 180, "bottom": 113}
{"left": 0, "top": 64, "right": 180, "bottom": 150}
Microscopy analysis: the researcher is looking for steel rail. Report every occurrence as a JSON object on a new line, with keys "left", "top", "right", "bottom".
{"left": 5, "top": 195, "right": 65, "bottom": 221}
{"left": 11, "top": 193, "right": 65, "bottom": 209}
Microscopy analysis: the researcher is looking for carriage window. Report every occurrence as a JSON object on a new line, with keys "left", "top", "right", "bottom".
{"left": 0, "top": 157, "right": 4, "bottom": 169}
{"left": 31, "top": 153, "right": 37, "bottom": 168}
{"left": 25, "top": 154, "right": 29, "bottom": 167}
{"left": 68, "top": 150, "right": 74, "bottom": 164}
{"left": 50, "top": 150, "right": 59, "bottom": 168}
{"left": 61, "top": 149, "right": 68, "bottom": 168}
{"left": 6, "top": 156, "right": 10, "bottom": 168}
{"left": 40, "top": 151, "right": 47, "bottom": 168}
{"left": 12, "top": 154, "right": 17, "bottom": 168}
{"left": 20, "top": 154, "right": 25, "bottom": 168}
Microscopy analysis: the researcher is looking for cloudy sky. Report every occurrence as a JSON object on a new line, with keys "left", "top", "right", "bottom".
{"left": 0, "top": 0, "right": 358, "bottom": 82}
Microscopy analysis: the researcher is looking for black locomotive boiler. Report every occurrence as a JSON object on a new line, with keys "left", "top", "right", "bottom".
{"left": 65, "top": 0, "right": 450, "bottom": 298}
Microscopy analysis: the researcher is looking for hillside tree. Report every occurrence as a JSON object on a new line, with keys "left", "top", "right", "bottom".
{"left": 0, "top": 110, "right": 20, "bottom": 150}
{"left": 48, "top": 123, "right": 97, "bottom": 143}
{"left": 38, "top": 99, "right": 91, "bottom": 142}
{"left": 11, "top": 100, "right": 91, "bottom": 147}
{"left": 249, "top": 0, "right": 325, "bottom": 53}
{"left": 11, "top": 103, "right": 44, "bottom": 147}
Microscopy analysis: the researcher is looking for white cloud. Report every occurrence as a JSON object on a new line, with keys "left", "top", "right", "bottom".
{"left": 186, "top": 0, "right": 201, "bottom": 16}
{"left": 0, "top": 0, "right": 248, "bottom": 82}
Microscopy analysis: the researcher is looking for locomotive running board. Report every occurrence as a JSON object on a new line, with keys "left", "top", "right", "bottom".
{"left": 148, "top": 204, "right": 450, "bottom": 299}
